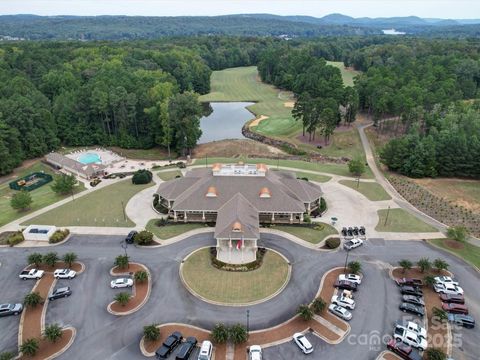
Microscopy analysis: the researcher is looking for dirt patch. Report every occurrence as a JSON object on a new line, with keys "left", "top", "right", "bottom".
{"left": 284, "top": 101, "right": 295, "bottom": 108}
{"left": 109, "top": 263, "right": 150, "bottom": 314}
{"left": 443, "top": 239, "right": 465, "bottom": 250}
{"left": 249, "top": 115, "right": 269, "bottom": 127}
{"left": 192, "top": 139, "right": 285, "bottom": 158}
{"left": 20, "top": 328, "right": 74, "bottom": 360}
{"left": 382, "top": 352, "right": 403, "bottom": 360}
{"left": 318, "top": 268, "right": 349, "bottom": 332}
{"left": 143, "top": 324, "right": 226, "bottom": 359}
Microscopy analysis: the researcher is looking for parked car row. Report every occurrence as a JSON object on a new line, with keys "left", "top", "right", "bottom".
{"left": 329, "top": 273, "right": 362, "bottom": 321}
{"left": 397, "top": 281, "right": 425, "bottom": 318}
{"left": 155, "top": 331, "right": 213, "bottom": 360}
{"left": 341, "top": 226, "right": 366, "bottom": 239}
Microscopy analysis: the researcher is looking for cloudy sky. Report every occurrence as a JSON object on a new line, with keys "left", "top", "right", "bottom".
{"left": 0, "top": 0, "right": 478, "bottom": 19}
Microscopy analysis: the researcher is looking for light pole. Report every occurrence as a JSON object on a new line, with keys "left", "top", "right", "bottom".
{"left": 121, "top": 242, "right": 129, "bottom": 270}
{"left": 246, "top": 309, "right": 250, "bottom": 333}
{"left": 121, "top": 201, "right": 126, "bottom": 222}
{"left": 384, "top": 205, "right": 391, "bottom": 226}
{"left": 343, "top": 248, "right": 350, "bottom": 273}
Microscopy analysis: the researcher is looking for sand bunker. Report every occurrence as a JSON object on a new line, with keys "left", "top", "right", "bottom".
{"left": 284, "top": 101, "right": 295, "bottom": 108}
{"left": 249, "top": 115, "right": 269, "bottom": 127}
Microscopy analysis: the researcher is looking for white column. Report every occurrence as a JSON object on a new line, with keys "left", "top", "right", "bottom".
{"left": 300, "top": 213, "right": 304, "bottom": 222}
{"left": 202, "top": 211, "right": 205, "bottom": 221}
{"left": 184, "top": 211, "right": 187, "bottom": 223}
{"left": 290, "top": 213, "right": 293, "bottom": 224}
{"left": 173, "top": 210, "right": 177, "bottom": 221}
{"left": 271, "top": 212, "right": 275, "bottom": 222}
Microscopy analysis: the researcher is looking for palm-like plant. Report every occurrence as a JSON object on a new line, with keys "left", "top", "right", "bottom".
{"left": 311, "top": 297, "right": 326, "bottom": 314}
{"left": 24, "top": 292, "right": 43, "bottom": 308}
{"left": 114, "top": 255, "right": 129, "bottom": 269}
{"left": 20, "top": 338, "right": 39, "bottom": 357}
{"left": 143, "top": 324, "right": 160, "bottom": 341}
{"left": 432, "top": 307, "right": 448, "bottom": 322}
{"left": 417, "top": 257, "right": 431, "bottom": 273}
{"left": 433, "top": 258, "right": 449, "bottom": 273}
{"left": 27, "top": 253, "right": 43, "bottom": 267}
{"left": 43, "top": 252, "right": 59, "bottom": 268}
{"left": 228, "top": 324, "right": 248, "bottom": 344}
{"left": 297, "top": 304, "right": 314, "bottom": 321}
{"left": 211, "top": 323, "right": 229, "bottom": 344}
{"left": 424, "top": 347, "right": 447, "bottom": 360}
{"left": 43, "top": 323, "right": 63, "bottom": 343}
{"left": 134, "top": 270, "right": 148, "bottom": 283}
{"left": 398, "top": 259, "right": 413, "bottom": 274}
{"left": 62, "top": 252, "right": 78, "bottom": 268}
{"left": 114, "top": 292, "right": 131, "bottom": 306}
{"left": 348, "top": 261, "right": 362, "bottom": 274}
{"left": 0, "top": 351, "right": 16, "bottom": 360}
{"left": 424, "top": 275, "right": 436, "bottom": 288}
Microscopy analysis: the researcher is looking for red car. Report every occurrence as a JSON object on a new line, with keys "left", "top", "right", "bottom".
{"left": 334, "top": 280, "right": 358, "bottom": 292}
{"left": 440, "top": 293, "right": 465, "bottom": 304}
{"left": 395, "top": 278, "right": 423, "bottom": 287}
{"left": 442, "top": 302, "right": 469, "bottom": 315}
{"left": 386, "top": 339, "right": 422, "bottom": 360}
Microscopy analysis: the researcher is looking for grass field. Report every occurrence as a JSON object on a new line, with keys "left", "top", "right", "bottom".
{"left": 375, "top": 208, "right": 438, "bottom": 233}
{"left": 274, "top": 223, "right": 338, "bottom": 244}
{"left": 107, "top": 146, "right": 174, "bottom": 161}
{"left": 339, "top": 180, "right": 392, "bottom": 201}
{"left": 23, "top": 180, "right": 151, "bottom": 227}
{"left": 0, "top": 163, "right": 86, "bottom": 227}
{"left": 182, "top": 248, "right": 289, "bottom": 304}
{"left": 146, "top": 220, "right": 207, "bottom": 240}
{"left": 326, "top": 61, "right": 361, "bottom": 87}
{"left": 157, "top": 170, "right": 183, "bottom": 181}
{"left": 429, "top": 238, "right": 480, "bottom": 269}
{"left": 193, "top": 157, "right": 374, "bottom": 178}
{"left": 292, "top": 172, "right": 332, "bottom": 183}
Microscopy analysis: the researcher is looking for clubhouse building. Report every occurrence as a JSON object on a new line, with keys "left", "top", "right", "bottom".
{"left": 156, "top": 163, "right": 323, "bottom": 264}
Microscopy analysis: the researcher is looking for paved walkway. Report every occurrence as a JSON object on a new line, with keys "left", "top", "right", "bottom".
{"left": 125, "top": 173, "right": 161, "bottom": 229}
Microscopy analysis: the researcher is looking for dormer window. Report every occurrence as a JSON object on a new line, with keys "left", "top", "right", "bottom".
{"left": 232, "top": 221, "right": 242, "bottom": 232}
{"left": 206, "top": 186, "right": 218, "bottom": 197}
{"left": 259, "top": 187, "right": 271, "bottom": 198}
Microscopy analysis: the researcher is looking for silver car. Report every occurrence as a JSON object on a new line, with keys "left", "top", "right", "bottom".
{"left": 0, "top": 303, "right": 23, "bottom": 317}
{"left": 328, "top": 304, "right": 352, "bottom": 320}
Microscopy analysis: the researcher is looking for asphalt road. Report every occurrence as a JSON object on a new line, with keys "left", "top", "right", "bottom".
{"left": 0, "top": 234, "right": 479, "bottom": 360}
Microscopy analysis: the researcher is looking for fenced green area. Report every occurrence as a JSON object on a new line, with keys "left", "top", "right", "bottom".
{"left": 9, "top": 172, "right": 53, "bottom": 192}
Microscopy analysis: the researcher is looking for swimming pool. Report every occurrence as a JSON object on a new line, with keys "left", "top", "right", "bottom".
{"left": 78, "top": 152, "right": 102, "bottom": 164}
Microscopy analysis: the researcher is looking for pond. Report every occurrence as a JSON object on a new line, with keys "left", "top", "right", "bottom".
{"left": 198, "top": 102, "right": 254, "bottom": 144}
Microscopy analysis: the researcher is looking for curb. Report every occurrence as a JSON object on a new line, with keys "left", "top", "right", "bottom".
{"left": 179, "top": 246, "right": 292, "bottom": 307}
{"left": 107, "top": 262, "right": 151, "bottom": 316}
{"left": 43, "top": 326, "right": 77, "bottom": 360}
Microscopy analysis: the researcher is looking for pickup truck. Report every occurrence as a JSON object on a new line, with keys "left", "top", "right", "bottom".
{"left": 395, "top": 278, "right": 423, "bottom": 287}
{"left": 343, "top": 238, "right": 364, "bottom": 250}
{"left": 395, "top": 321, "right": 427, "bottom": 339}
{"left": 19, "top": 269, "right": 45, "bottom": 280}
{"left": 434, "top": 283, "right": 464, "bottom": 295}
{"left": 393, "top": 327, "right": 427, "bottom": 351}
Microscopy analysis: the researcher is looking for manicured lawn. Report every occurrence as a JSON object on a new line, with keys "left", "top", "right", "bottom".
{"left": 0, "top": 162, "right": 86, "bottom": 227}
{"left": 193, "top": 157, "right": 374, "bottom": 178}
{"left": 375, "top": 208, "right": 438, "bottom": 233}
{"left": 326, "top": 61, "right": 361, "bottom": 87}
{"left": 429, "top": 238, "right": 480, "bottom": 269}
{"left": 292, "top": 172, "right": 332, "bottom": 183}
{"left": 146, "top": 220, "right": 208, "bottom": 240}
{"left": 339, "top": 180, "right": 391, "bottom": 201}
{"left": 182, "top": 248, "right": 289, "bottom": 304}
{"left": 313, "top": 127, "right": 365, "bottom": 160}
{"left": 274, "top": 223, "right": 338, "bottom": 244}
{"left": 157, "top": 170, "right": 183, "bottom": 181}
{"left": 23, "top": 180, "right": 151, "bottom": 227}
{"left": 107, "top": 146, "right": 175, "bottom": 161}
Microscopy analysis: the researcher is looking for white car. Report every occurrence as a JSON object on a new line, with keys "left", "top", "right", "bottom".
{"left": 248, "top": 345, "right": 262, "bottom": 360}
{"left": 293, "top": 333, "right": 313, "bottom": 354}
{"left": 343, "top": 238, "right": 364, "bottom": 250}
{"left": 393, "top": 329, "right": 427, "bottom": 351}
{"left": 395, "top": 321, "right": 427, "bottom": 339}
{"left": 328, "top": 304, "right": 352, "bottom": 321}
{"left": 53, "top": 269, "right": 76, "bottom": 279}
{"left": 19, "top": 269, "right": 44, "bottom": 280}
{"left": 110, "top": 278, "right": 133, "bottom": 289}
{"left": 434, "top": 276, "right": 459, "bottom": 286}
{"left": 338, "top": 273, "right": 361, "bottom": 285}
{"left": 434, "top": 283, "right": 464, "bottom": 295}
{"left": 331, "top": 295, "right": 355, "bottom": 310}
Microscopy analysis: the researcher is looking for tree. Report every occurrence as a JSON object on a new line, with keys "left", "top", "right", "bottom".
{"left": 114, "top": 255, "right": 129, "bottom": 269}
{"left": 228, "top": 324, "right": 248, "bottom": 344}
{"left": 43, "top": 323, "right": 63, "bottom": 343}
{"left": 143, "top": 324, "right": 160, "bottom": 342}
{"left": 10, "top": 190, "right": 32, "bottom": 211}
{"left": 114, "top": 292, "right": 131, "bottom": 306}
{"left": 51, "top": 174, "right": 77, "bottom": 195}
{"left": 433, "top": 258, "right": 449, "bottom": 273}
{"left": 424, "top": 347, "right": 447, "bottom": 360}
{"left": 211, "top": 323, "right": 229, "bottom": 344}
{"left": 348, "top": 261, "right": 362, "bottom": 274}
{"left": 447, "top": 226, "right": 468, "bottom": 242}
{"left": 43, "top": 252, "right": 59, "bottom": 267}
{"left": 417, "top": 258, "right": 431, "bottom": 273}
{"left": 319, "top": 197, "right": 327, "bottom": 213}
{"left": 424, "top": 275, "right": 436, "bottom": 288}
{"left": 20, "top": 338, "right": 39, "bottom": 357}
{"left": 297, "top": 304, "right": 314, "bottom": 321}
{"left": 398, "top": 259, "right": 412, "bottom": 274}
{"left": 132, "top": 170, "right": 153, "bottom": 185}
{"left": 134, "top": 230, "right": 154, "bottom": 245}
{"left": 311, "top": 297, "right": 326, "bottom": 314}
{"left": 62, "top": 252, "right": 78, "bottom": 268}
{"left": 348, "top": 157, "right": 366, "bottom": 177}
{"left": 27, "top": 253, "right": 43, "bottom": 267}
{"left": 0, "top": 352, "right": 15, "bottom": 360}
{"left": 134, "top": 270, "right": 148, "bottom": 283}
{"left": 24, "top": 292, "right": 43, "bottom": 308}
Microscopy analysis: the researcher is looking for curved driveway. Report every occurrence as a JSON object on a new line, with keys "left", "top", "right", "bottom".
{"left": 0, "top": 234, "right": 478, "bottom": 359}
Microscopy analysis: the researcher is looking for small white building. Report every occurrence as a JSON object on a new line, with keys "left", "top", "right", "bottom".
{"left": 23, "top": 225, "right": 57, "bottom": 242}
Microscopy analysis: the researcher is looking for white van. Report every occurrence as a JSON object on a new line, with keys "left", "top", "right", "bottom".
{"left": 198, "top": 340, "right": 213, "bottom": 360}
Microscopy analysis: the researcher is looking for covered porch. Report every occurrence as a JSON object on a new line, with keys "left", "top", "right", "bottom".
{"left": 216, "top": 238, "right": 257, "bottom": 264}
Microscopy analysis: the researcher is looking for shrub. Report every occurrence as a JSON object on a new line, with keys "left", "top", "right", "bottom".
{"left": 398, "top": 259, "right": 413, "bottom": 274}
{"left": 143, "top": 324, "right": 160, "bottom": 342}
{"left": 424, "top": 275, "right": 436, "bottom": 288}
{"left": 114, "top": 255, "right": 129, "bottom": 269}
{"left": 228, "top": 324, "right": 248, "bottom": 344}
{"left": 297, "top": 304, "right": 314, "bottom": 321}
{"left": 20, "top": 338, "right": 39, "bottom": 357}
{"left": 325, "top": 238, "right": 340, "bottom": 249}
{"left": 155, "top": 218, "right": 168, "bottom": 227}
{"left": 209, "top": 247, "right": 267, "bottom": 272}
{"left": 433, "top": 258, "right": 449, "bottom": 273}
{"left": 24, "top": 292, "right": 43, "bottom": 308}
{"left": 417, "top": 257, "right": 431, "bottom": 273}
{"left": 115, "top": 292, "right": 131, "bottom": 306}
{"left": 134, "top": 230, "right": 154, "bottom": 245}
{"left": 303, "top": 214, "right": 311, "bottom": 223}
{"left": 62, "top": 252, "right": 78, "bottom": 268}
{"left": 211, "top": 323, "right": 229, "bottom": 344}
{"left": 10, "top": 190, "right": 32, "bottom": 211}
{"left": 49, "top": 229, "right": 70, "bottom": 244}
{"left": 27, "top": 252, "right": 43, "bottom": 267}
{"left": 432, "top": 307, "right": 448, "bottom": 322}
{"left": 43, "top": 252, "right": 59, "bottom": 267}
{"left": 447, "top": 226, "right": 468, "bottom": 242}
{"left": 348, "top": 157, "right": 366, "bottom": 177}
{"left": 311, "top": 298, "right": 326, "bottom": 314}
{"left": 43, "top": 323, "right": 63, "bottom": 343}
{"left": 319, "top": 197, "right": 327, "bottom": 213}
{"left": 424, "top": 347, "right": 447, "bottom": 360}
{"left": 134, "top": 270, "right": 148, "bottom": 283}
{"left": 348, "top": 261, "right": 362, "bottom": 274}
{"left": 7, "top": 232, "right": 24, "bottom": 246}
{"left": 132, "top": 169, "right": 153, "bottom": 185}
{"left": 177, "top": 162, "right": 186, "bottom": 169}
{"left": 0, "top": 352, "right": 16, "bottom": 360}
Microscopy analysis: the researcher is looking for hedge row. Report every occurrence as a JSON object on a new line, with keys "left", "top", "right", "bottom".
{"left": 209, "top": 247, "right": 267, "bottom": 272}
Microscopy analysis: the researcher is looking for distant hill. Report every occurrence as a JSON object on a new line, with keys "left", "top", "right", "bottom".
{"left": 0, "top": 13, "right": 479, "bottom": 41}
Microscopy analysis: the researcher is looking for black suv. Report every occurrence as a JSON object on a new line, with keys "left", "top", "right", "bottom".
{"left": 125, "top": 231, "right": 138, "bottom": 244}
{"left": 49, "top": 287, "right": 72, "bottom": 301}
{"left": 156, "top": 331, "right": 183, "bottom": 358}
{"left": 176, "top": 336, "right": 197, "bottom": 360}
{"left": 400, "top": 286, "right": 423, "bottom": 297}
